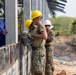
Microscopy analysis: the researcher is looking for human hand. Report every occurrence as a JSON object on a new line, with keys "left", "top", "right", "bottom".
{"left": 27, "top": 33, "right": 34, "bottom": 38}
{"left": 3, "top": 29, "right": 8, "bottom": 35}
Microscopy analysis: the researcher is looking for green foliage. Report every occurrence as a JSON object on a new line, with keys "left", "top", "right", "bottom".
{"left": 0, "top": 0, "right": 4, "bottom": 17}
{"left": 0, "top": 0, "right": 3, "bottom": 8}
{"left": 50, "top": 16, "right": 76, "bottom": 35}
{"left": 71, "top": 23, "right": 76, "bottom": 34}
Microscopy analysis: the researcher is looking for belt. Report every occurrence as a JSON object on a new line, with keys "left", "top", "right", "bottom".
{"left": 45, "top": 45, "right": 51, "bottom": 47}
{"left": 32, "top": 46, "right": 43, "bottom": 50}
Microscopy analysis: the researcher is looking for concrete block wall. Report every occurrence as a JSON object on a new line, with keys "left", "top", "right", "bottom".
{"left": 0, "top": 43, "right": 32, "bottom": 75}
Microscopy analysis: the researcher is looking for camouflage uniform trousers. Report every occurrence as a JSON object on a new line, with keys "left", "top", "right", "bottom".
{"left": 31, "top": 46, "right": 46, "bottom": 75}
{"left": 45, "top": 46, "right": 54, "bottom": 75}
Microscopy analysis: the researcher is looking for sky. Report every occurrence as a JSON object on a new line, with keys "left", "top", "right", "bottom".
{"left": 56, "top": 0, "right": 76, "bottom": 17}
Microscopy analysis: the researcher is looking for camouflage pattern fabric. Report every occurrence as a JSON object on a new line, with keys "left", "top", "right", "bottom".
{"left": 31, "top": 46, "right": 46, "bottom": 75}
{"left": 30, "top": 22, "right": 46, "bottom": 47}
{"left": 30, "top": 23, "right": 46, "bottom": 75}
{"left": 45, "top": 29, "right": 55, "bottom": 75}
{"left": 45, "top": 46, "right": 54, "bottom": 75}
{"left": 45, "top": 30, "right": 55, "bottom": 46}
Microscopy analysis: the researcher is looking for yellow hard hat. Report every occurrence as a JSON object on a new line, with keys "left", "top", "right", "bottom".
{"left": 24, "top": 19, "right": 33, "bottom": 28}
{"left": 31, "top": 10, "right": 42, "bottom": 19}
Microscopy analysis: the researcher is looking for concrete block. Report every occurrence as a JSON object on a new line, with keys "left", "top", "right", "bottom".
{"left": 0, "top": 49, "right": 5, "bottom": 72}
{"left": 7, "top": 67, "right": 12, "bottom": 75}
{"left": 22, "top": 56, "right": 25, "bottom": 66}
{"left": 12, "top": 45, "right": 17, "bottom": 62}
{"left": 24, "top": 55, "right": 27, "bottom": 64}
{"left": 15, "top": 44, "right": 20, "bottom": 59}
{"left": 1, "top": 72, "right": 7, "bottom": 75}
{"left": 12, "top": 63, "right": 16, "bottom": 75}
{"left": 15, "top": 59, "right": 19, "bottom": 75}
{"left": 4, "top": 47, "right": 10, "bottom": 66}
{"left": 22, "top": 64, "right": 25, "bottom": 75}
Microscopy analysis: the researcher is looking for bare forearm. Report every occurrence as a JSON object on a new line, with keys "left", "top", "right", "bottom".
{"left": 33, "top": 33, "right": 47, "bottom": 39}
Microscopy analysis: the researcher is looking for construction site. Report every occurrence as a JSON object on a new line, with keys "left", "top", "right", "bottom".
{"left": 0, "top": 0, "right": 76, "bottom": 75}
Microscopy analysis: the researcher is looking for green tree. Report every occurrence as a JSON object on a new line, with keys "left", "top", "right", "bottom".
{"left": 50, "top": 16, "right": 76, "bottom": 35}
{"left": 71, "top": 21, "right": 76, "bottom": 34}
{"left": 47, "top": 0, "right": 67, "bottom": 17}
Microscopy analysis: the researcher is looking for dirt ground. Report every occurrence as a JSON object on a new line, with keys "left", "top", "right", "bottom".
{"left": 53, "top": 36, "right": 76, "bottom": 75}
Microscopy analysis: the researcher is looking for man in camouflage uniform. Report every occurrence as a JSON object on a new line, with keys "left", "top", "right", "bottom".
{"left": 44, "top": 20, "right": 55, "bottom": 75}
{"left": 31, "top": 10, "right": 47, "bottom": 75}
{"left": 24, "top": 10, "right": 47, "bottom": 75}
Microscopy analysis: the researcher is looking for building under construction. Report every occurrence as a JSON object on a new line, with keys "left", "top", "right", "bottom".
{"left": 0, "top": 0, "right": 67, "bottom": 75}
